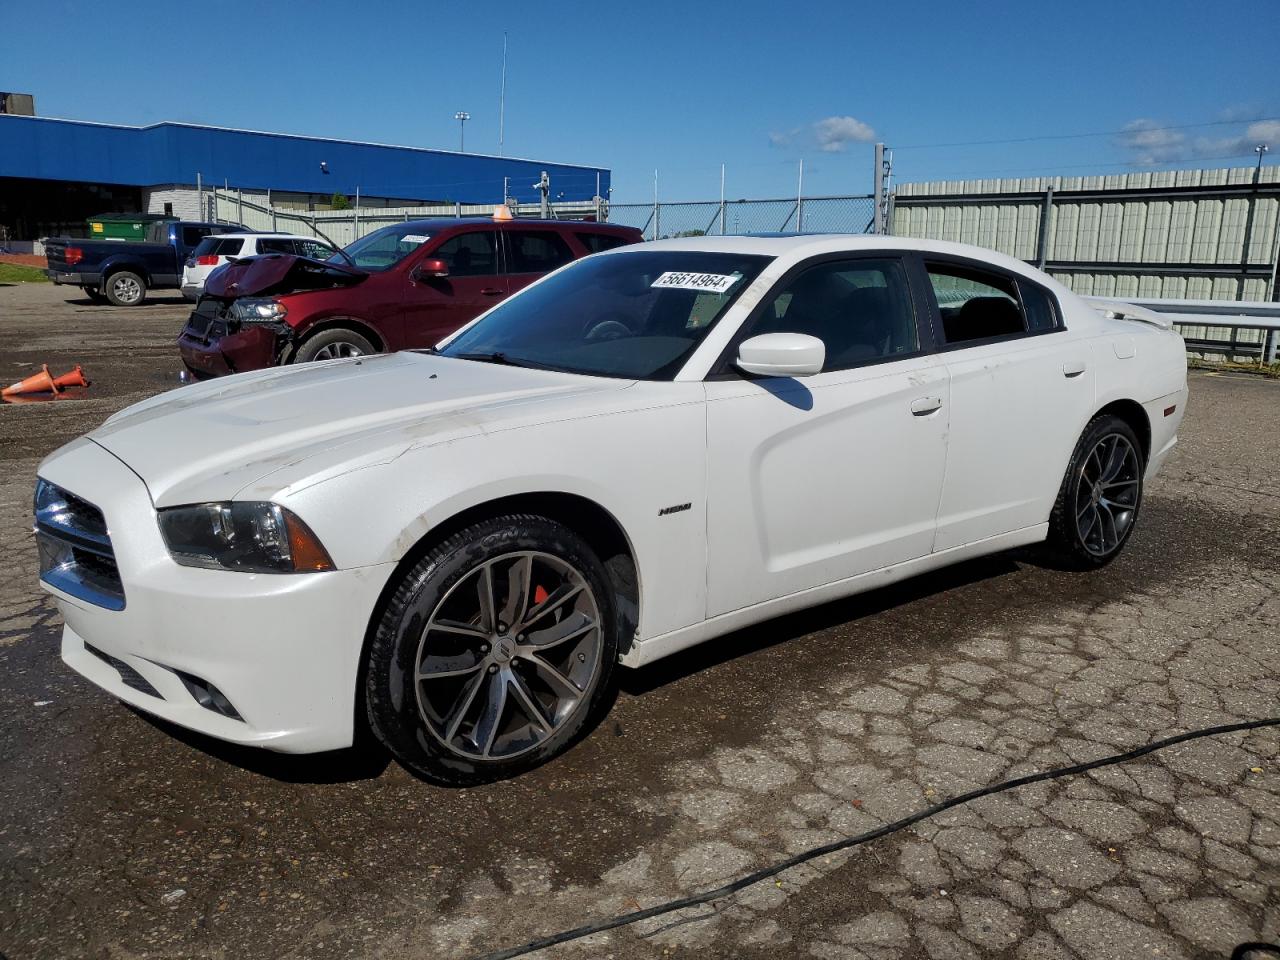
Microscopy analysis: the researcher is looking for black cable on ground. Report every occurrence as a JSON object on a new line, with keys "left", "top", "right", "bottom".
{"left": 474, "top": 717, "right": 1280, "bottom": 960}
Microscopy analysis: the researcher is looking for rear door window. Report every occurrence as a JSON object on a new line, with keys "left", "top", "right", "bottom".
{"left": 505, "top": 230, "right": 576, "bottom": 274}
{"left": 432, "top": 231, "right": 499, "bottom": 277}
{"left": 925, "top": 262, "right": 1027, "bottom": 344}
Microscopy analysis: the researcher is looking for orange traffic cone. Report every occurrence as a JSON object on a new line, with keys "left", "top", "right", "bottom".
{"left": 2, "top": 365, "right": 60, "bottom": 398}
{"left": 53, "top": 365, "right": 90, "bottom": 388}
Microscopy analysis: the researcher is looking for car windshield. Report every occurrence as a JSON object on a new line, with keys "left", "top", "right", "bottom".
{"left": 437, "top": 251, "right": 771, "bottom": 380}
{"left": 329, "top": 224, "right": 432, "bottom": 272}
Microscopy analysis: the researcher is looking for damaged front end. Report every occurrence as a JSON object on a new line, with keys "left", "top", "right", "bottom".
{"left": 177, "top": 255, "right": 366, "bottom": 378}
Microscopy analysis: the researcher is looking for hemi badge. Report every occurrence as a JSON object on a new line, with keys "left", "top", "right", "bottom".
{"left": 658, "top": 503, "right": 691, "bottom": 517}
{"left": 1163, "top": 404, "right": 1177, "bottom": 417}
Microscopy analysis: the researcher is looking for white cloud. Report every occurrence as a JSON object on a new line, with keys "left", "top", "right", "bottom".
{"left": 1118, "top": 117, "right": 1279, "bottom": 165}
{"left": 814, "top": 115, "right": 876, "bottom": 152}
{"left": 1116, "top": 119, "right": 1187, "bottom": 164}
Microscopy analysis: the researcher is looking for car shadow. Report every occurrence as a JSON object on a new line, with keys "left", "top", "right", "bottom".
{"left": 63, "top": 295, "right": 193, "bottom": 307}
{"left": 619, "top": 552, "right": 1021, "bottom": 697}
{"left": 126, "top": 705, "right": 392, "bottom": 784}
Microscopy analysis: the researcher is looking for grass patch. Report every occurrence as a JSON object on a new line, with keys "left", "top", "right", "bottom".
{"left": 1188, "top": 357, "right": 1280, "bottom": 379}
{"left": 0, "top": 262, "right": 50, "bottom": 283}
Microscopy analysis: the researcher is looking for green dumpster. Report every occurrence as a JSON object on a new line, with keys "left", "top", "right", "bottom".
{"left": 86, "top": 213, "right": 175, "bottom": 241}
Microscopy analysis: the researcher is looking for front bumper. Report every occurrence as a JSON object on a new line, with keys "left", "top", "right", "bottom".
{"left": 38, "top": 438, "right": 395, "bottom": 753}
{"left": 177, "top": 324, "right": 281, "bottom": 379}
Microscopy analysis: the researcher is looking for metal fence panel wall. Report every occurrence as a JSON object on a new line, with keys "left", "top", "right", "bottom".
{"left": 607, "top": 196, "right": 875, "bottom": 240}
{"left": 892, "top": 166, "right": 1280, "bottom": 302}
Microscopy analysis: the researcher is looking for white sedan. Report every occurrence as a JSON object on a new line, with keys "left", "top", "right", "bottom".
{"left": 35, "top": 235, "right": 1187, "bottom": 784}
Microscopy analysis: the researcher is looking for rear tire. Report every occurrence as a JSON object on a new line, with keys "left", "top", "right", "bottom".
{"left": 82, "top": 286, "right": 109, "bottom": 304}
{"left": 365, "top": 514, "right": 619, "bottom": 786}
{"left": 104, "top": 271, "right": 146, "bottom": 306}
{"left": 293, "top": 327, "right": 376, "bottom": 363}
{"left": 1044, "top": 414, "right": 1145, "bottom": 569}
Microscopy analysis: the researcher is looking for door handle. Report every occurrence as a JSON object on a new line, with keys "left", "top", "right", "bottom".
{"left": 1063, "top": 360, "right": 1087, "bottom": 378}
{"left": 480, "top": 288, "right": 505, "bottom": 297}
{"left": 910, "top": 396, "right": 943, "bottom": 416}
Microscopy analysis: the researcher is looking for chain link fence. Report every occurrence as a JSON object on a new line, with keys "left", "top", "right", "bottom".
{"left": 212, "top": 189, "right": 876, "bottom": 247}
{"left": 606, "top": 195, "right": 876, "bottom": 240}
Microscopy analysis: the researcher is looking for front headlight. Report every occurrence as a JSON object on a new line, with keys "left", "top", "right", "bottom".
{"left": 157, "top": 502, "right": 334, "bottom": 573}
{"left": 228, "top": 298, "right": 288, "bottom": 325}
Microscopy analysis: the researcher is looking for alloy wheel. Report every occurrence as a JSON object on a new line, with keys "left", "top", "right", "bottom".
{"left": 112, "top": 276, "right": 142, "bottom": 304}
{"left": 414, "top": 551, "right": 604, "bottom": 761}
{"left": 1074, "top": 433, "right": 1140, "bottom": 556}
{"left": 310, "top": 341, "right": 365, "bottom": 361}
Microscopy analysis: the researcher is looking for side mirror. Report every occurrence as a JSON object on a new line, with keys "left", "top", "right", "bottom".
{"left": 735, "top": 333, "right": 825, "bottom": 378}
{"left": 414, "top": 258, "right": 449, "bottom": 279}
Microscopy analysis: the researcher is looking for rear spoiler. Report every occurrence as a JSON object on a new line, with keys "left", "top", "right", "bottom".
{"left": 1086, "top": 298, "right": 1172, "bottom": 330}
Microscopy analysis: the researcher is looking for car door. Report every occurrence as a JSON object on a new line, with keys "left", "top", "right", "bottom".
{"left": 502, "top": 228, "right": 578, "bottom": 297}
{"left": 920, "top": 256, "right": 1095, "bottom": 552}
{"left": 704, "top": 255, "right": 950, "bottom": 618}
{"left": 400, "top": 229, "right": 506, "bottom": 348}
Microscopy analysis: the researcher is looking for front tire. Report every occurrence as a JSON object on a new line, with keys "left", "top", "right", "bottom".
{"left": 1045, "top": 414, "right": 1145, "bottom": 569}
{"left": 293, "top": 327, "right": 376, "bottom": 363}
{"left": 104, "top": 271, "right": 146, "bottom": 306}
{"left": 365, "top": 515, "right": 619, "bottom": 786}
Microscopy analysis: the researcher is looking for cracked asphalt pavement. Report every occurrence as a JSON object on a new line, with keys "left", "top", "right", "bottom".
{"left": 1, "top": 282, "right": 1277, "bottom": 959}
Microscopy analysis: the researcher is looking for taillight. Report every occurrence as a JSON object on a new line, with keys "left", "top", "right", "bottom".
{"left": 197, "top": 255, "right": 220, "bottom": 266}
{"left": 65, "top": 246, "right": 84, "bottom": 266}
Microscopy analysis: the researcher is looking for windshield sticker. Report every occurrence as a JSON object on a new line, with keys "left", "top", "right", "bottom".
{"left": 651, "top": 271, "right": 740, "bottom": 294}
{"left": 400, "top": 234, "right": 430, "bottom": 245}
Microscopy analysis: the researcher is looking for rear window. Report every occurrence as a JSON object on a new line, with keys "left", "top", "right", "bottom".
{"left": 506, "top": 230, "right": 576, "bottom": 273}
{"left": 256, "top": 238, "right": 296, "bottom": 255}
{"left": 576, "top": 232, "right": 631, "bottom": 254}
{"left": 192, "top": 236, "right": 244, "bottom": 258}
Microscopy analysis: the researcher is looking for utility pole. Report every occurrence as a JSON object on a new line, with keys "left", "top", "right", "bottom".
{"left": 873, "top": 143, "right": 893, "bottom": 235}
{"left": 653, "top": 169, "right": 660, "bottom": 240}
{"left": 1239, "top": 143, "right": 1270, "bottom": 299}
{"left": 796, "top": 159, "right": 805, "bottom": 233}
{"left": 498, "top": 32, "right": 507, "bottom": 156}
{"left": 719, "top": 163, "right": 726, "bottom": 235}
{"left": 534, "top": 170, "right": 550, "bottom": 219}
{"left": 454, "top": 111, "right": 470, "bottom": 152}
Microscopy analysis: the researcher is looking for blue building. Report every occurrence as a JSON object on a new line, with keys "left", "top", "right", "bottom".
{"left": 0, "top": 114, "right": 610, "bottom": 239}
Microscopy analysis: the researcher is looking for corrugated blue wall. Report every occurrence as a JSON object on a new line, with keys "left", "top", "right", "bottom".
{"left": 0, "top": 116, "right": 608, "bottom": 204}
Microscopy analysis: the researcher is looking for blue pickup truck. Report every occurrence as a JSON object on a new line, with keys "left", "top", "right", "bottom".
{"left": 45, "top": 220, "right": 245, "bottom": 306}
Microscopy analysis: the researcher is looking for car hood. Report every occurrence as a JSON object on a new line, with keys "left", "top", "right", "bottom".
{"left": 202, "top": 254, "right": 366, "bottom": 299}
{"left": 89, "top": 352, "right": 632, "bottom": 506}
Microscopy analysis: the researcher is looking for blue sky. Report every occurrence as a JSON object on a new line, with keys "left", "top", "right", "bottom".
{"left": 3, "top": 0, "right": 1278, "bottom": 203}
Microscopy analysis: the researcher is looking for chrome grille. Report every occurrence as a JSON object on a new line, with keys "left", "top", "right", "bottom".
{"left": 34, "top": 478, "right": 126, "bottom": 610}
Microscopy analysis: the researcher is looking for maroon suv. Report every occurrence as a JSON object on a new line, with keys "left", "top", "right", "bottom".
{"left": 177, "top": 216, "right": 642, "bottom": 377}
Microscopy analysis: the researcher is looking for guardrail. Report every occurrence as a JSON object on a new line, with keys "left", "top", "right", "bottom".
{"left": 1095, "top": 297, "right": 1280, "bottom": 364}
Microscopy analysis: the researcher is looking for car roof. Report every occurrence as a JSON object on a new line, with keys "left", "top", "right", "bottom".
{"left": 607, "top": 233, "right": 1057, "bottom": 284}
{"left": 208, "top": 232, "right": 317, "bottom": 240}
{"left": 393, "top": 217, "right": 636, "bottom": 233}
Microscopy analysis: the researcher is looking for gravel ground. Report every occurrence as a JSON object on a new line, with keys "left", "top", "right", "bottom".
{"left": 1, "top": 282, "right": 1277, "bottom": 960}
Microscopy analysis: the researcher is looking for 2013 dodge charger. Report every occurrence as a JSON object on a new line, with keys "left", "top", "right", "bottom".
{"left": 34, "top": 235, "right": 1188, "bottom": 785}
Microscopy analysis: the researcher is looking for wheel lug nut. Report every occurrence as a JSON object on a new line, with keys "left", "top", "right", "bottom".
{"left": 488, "top": 664, "right": 499, "bottom": 674}
{"left": 479, "top": 644, "right": 489, "bottom": 653}
{"left": 577, "top": 652, "right": 586, "bottom": 662}
{"left": 497, "top": 622, "right": 508, "bottom": 634}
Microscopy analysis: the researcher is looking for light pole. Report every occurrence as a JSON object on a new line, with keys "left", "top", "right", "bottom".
{"left": 454, "top": 111, "right": 470, "bottom": 153}
{"left": 1256, "top": 143, "right": 1270, "bottom": 179}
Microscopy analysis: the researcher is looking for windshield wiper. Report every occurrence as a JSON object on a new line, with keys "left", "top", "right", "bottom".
{"left": 452, "top": 351, "right": 553, "bottom": 370}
